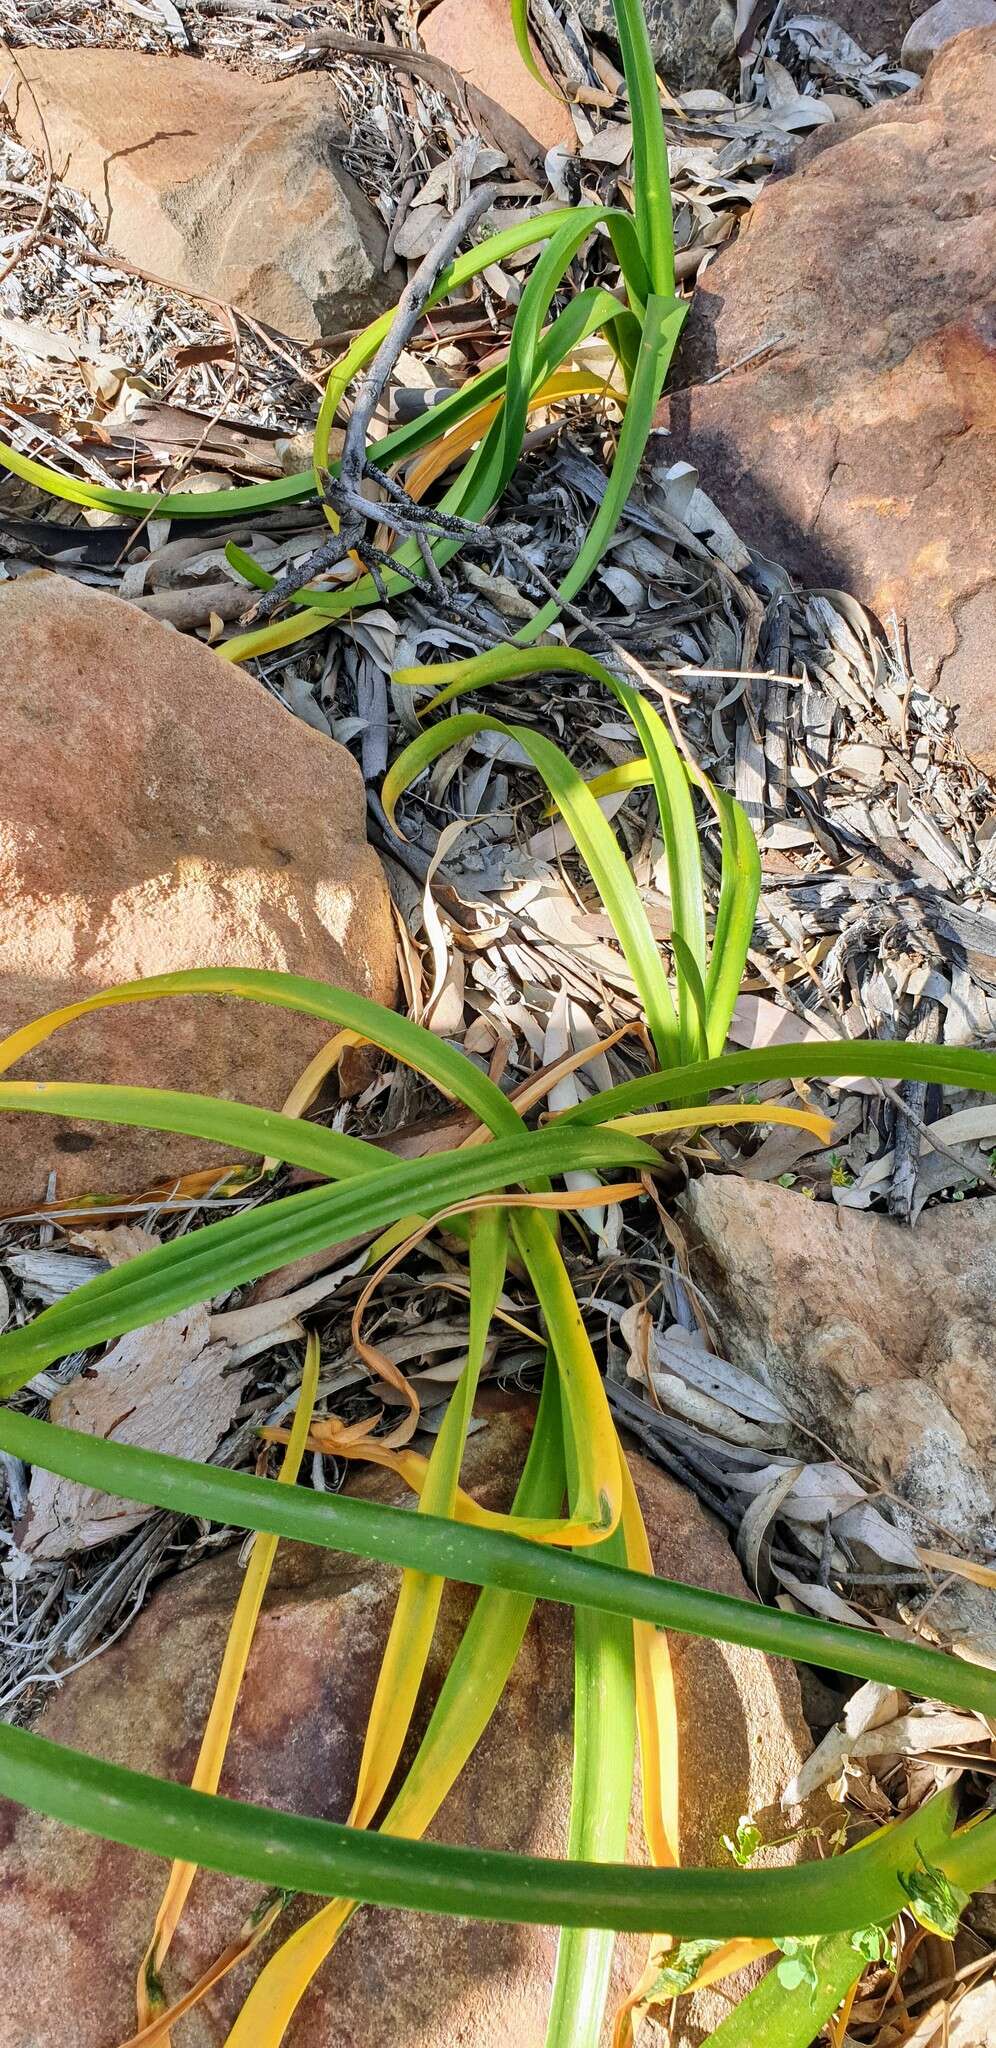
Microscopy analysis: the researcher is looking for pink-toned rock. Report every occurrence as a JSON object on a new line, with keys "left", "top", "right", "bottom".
{"left": 683, "top": 1176, "right": 996, "bottom": 1552}
{"left": 2, "top": 46, "right": 399, "bottom": 340}
{"left": 420, "top": 0, "right": 576, "bottom": 155}
{"left": 0, "top": 574, "right": 397, "bottom": 1208}
{"left": 0, "top": 1392, "right": 820, "bottom": 2047}
{"left": 657, "top": 30, "right": 996, "bottom": 769}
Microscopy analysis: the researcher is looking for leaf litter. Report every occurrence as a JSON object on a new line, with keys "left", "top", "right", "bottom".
{"left": 1, "top": 4, "right": 995, "bottom": 2037}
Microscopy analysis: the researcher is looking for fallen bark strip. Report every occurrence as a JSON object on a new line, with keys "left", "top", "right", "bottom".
{"left": 295, "top": 29, "right": 551, "bottom": 178}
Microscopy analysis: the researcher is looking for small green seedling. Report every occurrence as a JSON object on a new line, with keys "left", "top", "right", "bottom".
{"left": 899, "top": 1852, "right": 970, "bottom": 1937}
{"left": 773, "top": 1936, "right": 822, "bottom": 1996}
{"left": 723, "top": 1816, "right": 764, "bottom": 1867}
{"left": 850, "top": 1923, "right": 897, "bottom": 1967}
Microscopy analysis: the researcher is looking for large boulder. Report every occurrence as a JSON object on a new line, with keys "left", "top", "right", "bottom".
{"left": 683, "top": 1176, "right": 996, "bottom": 1552}
{"left": 2, "top": 46, "right": 399, "bottom": 341}
{"left": 0, "top": 1392, "right": 820, "bottom": 2047}
{"left": 657, "top": 30, "right": 996, "bottom": 768}
{"left": 0, "top": 574, "right": 396, "bottom": 1208}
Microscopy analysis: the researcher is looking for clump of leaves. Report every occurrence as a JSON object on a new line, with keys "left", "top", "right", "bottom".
{"left": 2, "top": 665, "right": 996, "bottom": 2048}
{"left": 0, "top": 0, "right": 687, "bottom": 671}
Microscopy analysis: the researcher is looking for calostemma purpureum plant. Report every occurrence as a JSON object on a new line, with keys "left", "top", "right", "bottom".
{"left": 2, "top": 10, "right": 996, "bottom": 2048}
{"left": 2, "top": 656, "right": 996, "bottom": 2048}
{"left": 0, "top": 1, "right": 684, "bottom": 666}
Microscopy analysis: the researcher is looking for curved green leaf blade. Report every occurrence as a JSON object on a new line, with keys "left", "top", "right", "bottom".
{"left": 703, "top": 1934, "right": 863, "bottom": 2048}
{"left": 609, "top": 0, "right": 676, "bottom": 296}
{"left": 515, "top": 293, "right": 687, "bottom": 642}
{"left": 384, "top": 711, "right": 680, "bottom": 1067}
{"left": 0, "top": 969, "right": 523, "bottom": 1134}
{"left": 0, "top": 1081, "right": 386, "bottom": 1181}
{"left": 704, "top": 787, "right": 762, "bottom": 1056}
{"left": 2, "top": 1408, "right": 995, "bottom": 1716}
{"left": 0, "top": 1123, "right": 657, "bottom": 1391}
{"left": 546, "top": 1519, "right": 636, "bottom": 2048}
{"left": 560, "top": 1040, "right": 996, "bottom": 1125}
{"left": 2, "top": 1733, "right": 991, "bottom": 1938}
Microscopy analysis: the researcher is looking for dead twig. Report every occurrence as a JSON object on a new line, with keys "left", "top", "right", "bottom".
{"left": 242, "top": 186, "right": 498, "bottom": 626}
{"left": 888, "top": 994, "right": 943, "bottom": 1222}
{"left": 340, "top": 186, "right": 497, "bottom": 506}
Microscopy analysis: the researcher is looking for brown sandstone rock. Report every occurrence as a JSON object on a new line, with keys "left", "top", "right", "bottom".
{"left": 2, "top": 46, "right": 399, "bottom": 341}
{"left": 683, "top": 1175, "right": 996, "bottom": 1552}
{"left": 657, "top": 30, "right": 996, "bottom": 768}
{"left": 0, "top": 1392, "right": 818, "bottom": 2047}
{"left": 420, "top": 0, "right": 576, "bottom": 154}
{"left": 0, "top": 574, "right": 396, "bottom": 1208}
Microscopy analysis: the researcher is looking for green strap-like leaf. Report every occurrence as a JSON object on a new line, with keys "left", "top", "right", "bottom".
{"left": 561, "top": 1039, "right": 996, "bottom": 1125}
{"left": 0, "top": 1122, "right": 656, "bottom": 1392}
{"left": 546, "top": 1442, "right": 636, "bottom": 2048}
{"left": 703, "top": 1934, "right": 864, "bottom": 2048}
{"left": 2, "top": 1730, "right": 991, "bottom": 1938}
{"left": 609, "top": 0, "right": 676, "bottom": 297}
{"left": 510, "top": 0, "right": 561, "bottom": 96}
{"left": 2, "top": 1407, "right": 996, "bottom": 1717}
{"left": 0, "top": 1080, "right": 387, "bottom": 1180}
{"left": 498, "top": 212, "right": 629, "bottom": 477}
{"left": 0, "top": 969, "right": 522, "bottom": 1134}
{"left": 703, "top": 787, "right": 762, "bottom": 1056}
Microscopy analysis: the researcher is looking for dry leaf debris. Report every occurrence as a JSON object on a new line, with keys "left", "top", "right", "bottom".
{"left": 1, "top": 44, "right": 994, "bottom": 2041}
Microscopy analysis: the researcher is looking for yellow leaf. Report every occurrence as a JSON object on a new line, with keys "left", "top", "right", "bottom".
{"left": 394, "top": 371, "right": 604, "bottom": 509}
{"left": 262, "top": 1028, "right": 362, "bottom": 1172}
{"left": 621, "top": 1458, "right": 679, "bottom": 1870}
{"left": 222, "top": 1210, "right": 508, "bottom": 2048}
{"left": 917, "top": 1547, "right": 996, "bottom": 1591}
{"left": 602, "top": 1103, "right": 834, "bottom": 1146}
{"left": 135, "top": 1333, "right": 319, "bottom": 2034}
